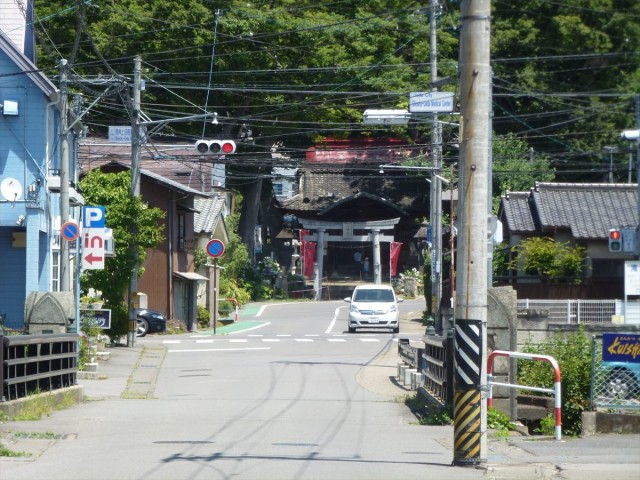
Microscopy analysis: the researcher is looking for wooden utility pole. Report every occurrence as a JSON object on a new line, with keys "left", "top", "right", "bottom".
{"left": 453, "top": 0, "right": 491, "bottom": 466}
{"left": 127, "top": 55, "right": 142, "bottom": 347}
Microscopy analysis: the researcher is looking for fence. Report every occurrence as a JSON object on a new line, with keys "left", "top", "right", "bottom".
{"left": 1, "top": 334, "right": 78, "bottom": 402}
{"left": 517, "top": 299, "right": 618, "bottom": 324}
{"left": 420, "top": 334, "right": 454, "bottom": 405}
{"left": 488, "top": 350, "right": 562, "bottom": 440}
{"left": 590, "top": 335, "right": 640, "bottom": 410}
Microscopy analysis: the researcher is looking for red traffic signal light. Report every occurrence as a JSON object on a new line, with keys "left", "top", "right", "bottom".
{"left": 608, "top": 228, "right": 622, "bottom": 252}
{"left": 194, "top": 140, "right": 236, "bottom": 155}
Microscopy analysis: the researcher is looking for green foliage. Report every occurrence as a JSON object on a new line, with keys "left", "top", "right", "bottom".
{"left": 492, "top": 134, "right": 555, "bottom": 212}
{"left": 193, "top": 248, "right": 209, "bottom": 271}
{"left": 11, "top": 391, "right": 77, "bottom": 421}
{"left": 510, "top": 237, "right": 587, "bottom": 283}
{"left": 79, "top": 314, "right": 103, "bottom": 370}
{"left": 487, "top": 407, "right": 515, "bottom": 439}
{"left": 518, "top": 327, "right": 592, "bottom": 436}
{"left": 78, "top": 170, "right": 164, "bottom": 339}
{"left": 197, "top": 306, "right": 210, "bottom": 329}
{"left": 534, "top": 413, "right": 556, "bottom": 436}
{"left": 405, "top": 395, "right": 453, "bottom": 425}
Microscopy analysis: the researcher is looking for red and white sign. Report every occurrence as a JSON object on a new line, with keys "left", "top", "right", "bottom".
{"left": 82, "top": 228, "right": 105, "bottom": 270}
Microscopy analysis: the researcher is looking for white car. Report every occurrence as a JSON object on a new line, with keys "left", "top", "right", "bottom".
{"left": 345, "top": 284, "right": 403, "bottom": 333}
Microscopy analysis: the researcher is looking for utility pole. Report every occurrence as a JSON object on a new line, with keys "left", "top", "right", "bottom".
{"left": 59, "top": 59, "right": 71, "bottom": 292}
{"left": 127, "top": 55, "right": 142, "bottom": 347}
{"left": 429, "top": 0, "right": 443, "bottom": 320}
{"left": 453, "top": 0, "right": 491, "bottom": 467}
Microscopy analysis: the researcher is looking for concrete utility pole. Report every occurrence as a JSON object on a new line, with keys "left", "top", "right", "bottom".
{"left": 429, "top": 0, "right": 443, "bottom": 319}
{"left": 127, "top": 55, "right": 142, "bottom": 347}
{"left": 59, "top": 59, "right": 71, "bottom": 292}
{"left": 453, "top": 0, "right": 491, "bottom": 467}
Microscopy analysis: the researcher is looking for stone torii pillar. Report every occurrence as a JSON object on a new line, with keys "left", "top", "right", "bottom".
{"left": 313, "top": 228, "right": 326, "bottom": 300}
{"left": 371, "top": 228, "right": 382, "bottom": 284}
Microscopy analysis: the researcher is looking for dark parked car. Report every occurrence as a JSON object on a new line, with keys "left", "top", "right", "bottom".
{"left": 136, "top": 308, "right": 167, "bottom": 337}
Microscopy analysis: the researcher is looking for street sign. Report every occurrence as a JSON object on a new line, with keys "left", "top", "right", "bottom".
{"left": 81, "top": 309, "right": 112, "bottom": 329}
{"left": 625, "top": 261, "right": 640, "bottom": 296}
{"left": 60, "top": 221, "right": 80, "bottom": 242}
{"left": 83, "top": 206, "right": 106, "bottom": 228}
{"left": 82, "top": 228, "right": 105, "bottom": 270}
{"left": 108, "top": 126, "right": 132, "bottom": 143}
{"left": 206, "top": 238, "right": 225, "bottom": 258}
{"left": 409, "top": 91, "right": 455, "bottom": 113}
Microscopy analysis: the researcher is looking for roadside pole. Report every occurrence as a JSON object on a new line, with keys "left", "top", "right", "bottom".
{"left": 127, "top": 55, "right": 142, "bottom": 347}
{"left": 453, "top": 0, "right": 491, "bottom": 466}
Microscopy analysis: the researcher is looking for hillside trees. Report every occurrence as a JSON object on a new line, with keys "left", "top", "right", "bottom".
{"left": 33, "top": 1, "right": 640, "bottom": 253}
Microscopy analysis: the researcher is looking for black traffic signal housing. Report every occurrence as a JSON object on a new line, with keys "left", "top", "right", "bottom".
{"left": 608, "top": 228, "right": 622, "bottom": 252}
{"left": 195, "top": 139, "right": 236, "bottom": 155}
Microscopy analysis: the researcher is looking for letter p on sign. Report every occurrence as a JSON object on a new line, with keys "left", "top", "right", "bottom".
{"left": 83, "top": 206, "right": 106, "bottom": 228}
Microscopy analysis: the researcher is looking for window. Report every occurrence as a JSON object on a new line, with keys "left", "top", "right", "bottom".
{"left": 178, "top": 213, "right": 185, "bottom": 250}
{"left": 51, "top": 251, "right": 60, "bottom": 291}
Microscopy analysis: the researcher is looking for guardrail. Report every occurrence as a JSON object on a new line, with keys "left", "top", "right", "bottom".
{"left": 421, "top": 334, "right": 454, "bottom": 405}
{"left": 487, "top": 350, "right": 562, "bottom": 440}
{"left": 1, "top": 334, "right": 79, "bottom": 402}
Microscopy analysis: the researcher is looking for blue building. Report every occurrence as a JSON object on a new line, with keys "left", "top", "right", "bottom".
{"left": 0, "top": 22, "right": 77, "bottom": 330}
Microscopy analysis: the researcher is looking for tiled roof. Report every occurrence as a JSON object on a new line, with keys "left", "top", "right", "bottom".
{"left": 194, "top": 195, "right": 226, "bottom": 234}
{"left": 501, "top": 183, "right": 638, "bottom": 240}
{"left": 79, "top": 138, "right": 212, "bottom": 192}
{"left": 500, "top": 191, "right": 536, "bottom": 233}
{"left": 280, "top": 170, "right": 429, "bottom": 214}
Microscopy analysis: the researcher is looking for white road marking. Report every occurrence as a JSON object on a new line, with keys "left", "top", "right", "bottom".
{"left": 295, "top": 339, "right": 314, "bottom": 342}
{"left": 328, "top": 338, "right": 347, "bottom": 342}
{"left": 169, "top": 347, "right": 271, "bottom": 353}
{"left": 276, "top": 334, "right": 291, "bottom": 337}
{"left": 195, "top": 339, "right": 214, "bottom": 344}
{"left": 162, "top": 340, "right": 181, "bottom": 344}
{"left": 229, "top": 339, "right": 248, "bottom": 343}
{"left": 262, "top": 338, "right": 280, "bottom": 342}
{"left": 360, "top": 338, "right": 380, "bottom": 342}
{"left": 326, "top": 307, "right": 342, "bottom": 334}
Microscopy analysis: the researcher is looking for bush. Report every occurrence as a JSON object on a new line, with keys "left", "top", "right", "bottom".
{"left": 197, "top": 306, "right": 210, "bottom": 329}
{"left": 518, "top": 326, "right": 591, "bottom": 436}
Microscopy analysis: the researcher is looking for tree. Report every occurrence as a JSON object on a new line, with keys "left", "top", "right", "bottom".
{"left": 492, "top": 133, "right": 555, "bottom": 211}
{"left": 510, "top": 237, "right": 587, "bottom": 284}
{"left": 78, "top": 170, "right": 165, "bottom": 339}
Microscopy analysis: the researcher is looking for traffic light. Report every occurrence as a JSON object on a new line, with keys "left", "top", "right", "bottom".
{"left": 608, "top": 228, "right": 622, "bottom": 252}
{"left": 195, "top": 140, "right": 236, "bottom": 155}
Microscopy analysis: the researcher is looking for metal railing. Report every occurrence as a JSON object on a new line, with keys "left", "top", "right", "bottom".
{"left": 421, "top": 334, "right": 454, "bottom": 405}
{"left": 1, "top": 334, "right": 79, "bottom": 401}
{"left": 517, "top": 299, "right": 617, "bottom": 324}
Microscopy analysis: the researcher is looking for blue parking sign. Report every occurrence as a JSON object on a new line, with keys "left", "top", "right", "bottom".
{"left": 83, "top": 206, "right": 106, "bottom": 228}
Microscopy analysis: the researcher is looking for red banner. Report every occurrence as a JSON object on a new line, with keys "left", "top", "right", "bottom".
{"left": 390, "top": 242, "right": 402, "bottom": 277}
{"left": 303, "top": 241, "right": 316, "bottom": 277}
{"left": 299, "top": 229, "right": 310, "bottom": 260}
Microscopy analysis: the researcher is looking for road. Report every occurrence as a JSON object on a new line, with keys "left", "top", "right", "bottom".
{"left": 2, "top": 299, "right": 485, "bottom": 480}
{"left": 2, "top": 299, "right": 639, "bottom": 480}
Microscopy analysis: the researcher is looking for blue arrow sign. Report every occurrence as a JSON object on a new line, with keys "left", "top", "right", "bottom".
{"left": 61, "top": 221, "right": 81, "bottom": 241}
{"left": 206, "top": 239, "right": 225, "bottom": 258}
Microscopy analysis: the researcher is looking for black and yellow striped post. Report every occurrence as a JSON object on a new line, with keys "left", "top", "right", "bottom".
{"left": 453, "top": 319, "right": 483, "bottom": 465}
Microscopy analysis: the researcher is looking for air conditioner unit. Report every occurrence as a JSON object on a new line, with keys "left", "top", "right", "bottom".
{"left": 47, "top": 176, "right": 61, "bottom": 192}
